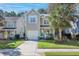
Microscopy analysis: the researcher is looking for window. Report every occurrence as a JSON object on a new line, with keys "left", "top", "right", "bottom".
{"left": 8, "top": 24, "right": 12, "bottom": 27}
{"left": 30, "top": 17, "right": 35, "bottom": 22}
{"left": 28, "top": 15, "right": 37, "bottom": 23}
{"left": 7, "top": 22, "right": 15, "bottom": 28}
{"left": 44, "top": 20, "right": 48, "bottom": 24}
{"left": 14, "top": 21, "right": 16, "bottom": 27}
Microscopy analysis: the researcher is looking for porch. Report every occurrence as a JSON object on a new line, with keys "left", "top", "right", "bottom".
{"left": 0, "top": 29, "right": 16, "bottom": 40}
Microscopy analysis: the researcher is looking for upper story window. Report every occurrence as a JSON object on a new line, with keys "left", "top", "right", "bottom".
{"left": 14, "top": 21, "right": 16, "bottom": 27}
{"left": 30, "top": 17, "right": 36, "bottom": 22}
{"left": 5, "top": 21, "right": 16, "bottom": 28}
{"left": 8, "top": 24, "right": 13, "bottom": 27}
{"left": 28, "top": 15, "right": 37, "bottom": 23}
{"left": 44, "top": 19, "right": 49, "bottom": 25}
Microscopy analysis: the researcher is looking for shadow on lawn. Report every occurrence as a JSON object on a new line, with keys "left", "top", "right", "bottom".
{"left": 39, "top": 40, "right": 79, "bottom": 47}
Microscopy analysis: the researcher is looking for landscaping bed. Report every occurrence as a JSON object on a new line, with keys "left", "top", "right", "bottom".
{"left": 0, "top": 39, "right": 24, "bottom": 49}
{"left": 45, "top": 52, "right": 79, "bottom": 56}
{"left": 38, "top": 40, "right": 79, "bottom": 49}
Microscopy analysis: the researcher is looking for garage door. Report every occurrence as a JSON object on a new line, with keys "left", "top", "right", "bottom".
{"left": 27, "top": 31, "right": 39, "bottom": 40}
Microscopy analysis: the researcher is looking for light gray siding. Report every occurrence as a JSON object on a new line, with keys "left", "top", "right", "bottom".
{"left": 25, "top": 10, "right": 40, "bottom": 31}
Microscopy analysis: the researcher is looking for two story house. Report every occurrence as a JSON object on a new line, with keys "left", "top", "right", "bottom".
{"left": 22, "top": 9, "right": 49, "bottom": 40}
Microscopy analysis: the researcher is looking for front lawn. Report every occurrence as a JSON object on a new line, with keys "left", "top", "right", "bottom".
{"left": 0, "top": 39, "right": 24, "bottom": 49}
{"left": 45, "top": 52, "right": 79, "bottom": 56}
{"left": 38, "top": 40, "right": 79, "bottom": 49}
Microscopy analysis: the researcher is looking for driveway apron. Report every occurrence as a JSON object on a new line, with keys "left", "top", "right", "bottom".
{"left": 17, "top": 41, "right": 38, "bottom": 56}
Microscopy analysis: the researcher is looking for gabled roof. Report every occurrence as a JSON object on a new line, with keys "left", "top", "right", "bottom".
{"left": 26, "top": 9, "right": 40, "bottom": 15}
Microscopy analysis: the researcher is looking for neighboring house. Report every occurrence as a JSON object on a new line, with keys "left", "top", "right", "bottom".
{"left": 0, "top": 16, "right": 5, "bottom": 39}
{"left": 3, "top": 17, "right": 20, "bottom": 39}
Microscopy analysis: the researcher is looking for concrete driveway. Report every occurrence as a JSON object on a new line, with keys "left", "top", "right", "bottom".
{"left": 17, "top": 41, "right": 39, "bottom": 56}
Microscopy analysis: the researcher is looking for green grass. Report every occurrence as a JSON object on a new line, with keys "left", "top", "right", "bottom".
{"left": 45, "top": 52, "right": 79, "bottom": 56}
{"left": 0, "top": 39, "right": 24, "bottom": 49}
{"left": 38, "top": 40, "right": 79, "bottom": 49}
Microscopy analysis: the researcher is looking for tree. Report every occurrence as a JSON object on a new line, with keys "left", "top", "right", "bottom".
{"left": 4, "top": 11, "right": 17, "bottom": 17}
{"left": 38, "top": 8, "right": 48, "bottom": 14}
{"left": 4, "top": 11, "right": 10, "bottom": 16}
{"left": 0, "top": 10, "right": 4, "bottom": 16}
{"left": 49, "top": 4, "right": 71, "bottom": 40}
{"left": 17, "top": 12, "right": 24, "bottom": 17}
{"left": 10, "top": 11, "right": 16, "bottom": 16}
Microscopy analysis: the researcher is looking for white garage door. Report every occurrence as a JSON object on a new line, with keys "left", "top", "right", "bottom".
{"left": 27, "top": 31, "right": 39, "bottom": 40}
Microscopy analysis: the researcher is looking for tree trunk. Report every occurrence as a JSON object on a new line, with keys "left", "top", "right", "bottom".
{"left": 69, "top": 29, "right": 73, "bottom": 39}
{"left": 59, "top": 28, "right": 62, "bottom": 40}
{"left": 69, "top": 21, "right": 74, "bottom": 39}
{"left": 52, "top": 28, "right": 55, "bottom": 40}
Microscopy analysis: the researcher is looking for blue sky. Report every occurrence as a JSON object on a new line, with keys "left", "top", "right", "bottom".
{"left": 0, "top": 3, "right": 48, "bottom": 13}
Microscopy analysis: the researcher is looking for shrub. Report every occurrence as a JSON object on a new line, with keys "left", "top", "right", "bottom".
{"left": 63, "top": 33, "right": 72, "bottom": 39}
{"left": 15, "top": 34, "right": 20, "bottom": 39}
{"left": 38, "top": 32, "right": 45, "bottom": 40}
{"left": 7, "top": 43, "right": 16, "bottom": 48}
{"left": 0, "top": 45, "right": 5, "bottom": 49}
{"left": 76, "top": 34, "right": 79, "bottom": 40}
{"left": 45, "top": 34, "right": 54, "bottom": 40}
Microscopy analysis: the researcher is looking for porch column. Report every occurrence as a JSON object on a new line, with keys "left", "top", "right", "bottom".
{"left": 4, "top": 30, "right": 8, "bottom": 39}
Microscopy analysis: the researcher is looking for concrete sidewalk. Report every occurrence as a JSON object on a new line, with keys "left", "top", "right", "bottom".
{"left": 37, "top": 49, "right": 79, "bottom": 52}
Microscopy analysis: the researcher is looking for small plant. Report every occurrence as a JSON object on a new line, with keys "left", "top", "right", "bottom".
{"left": 7, "top": 43, "right": 16, "bottom": 48}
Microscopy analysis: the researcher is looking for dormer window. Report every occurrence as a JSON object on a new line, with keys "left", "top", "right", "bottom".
{"left": 28, "top": 15, "right": 37, "bottom": 23}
